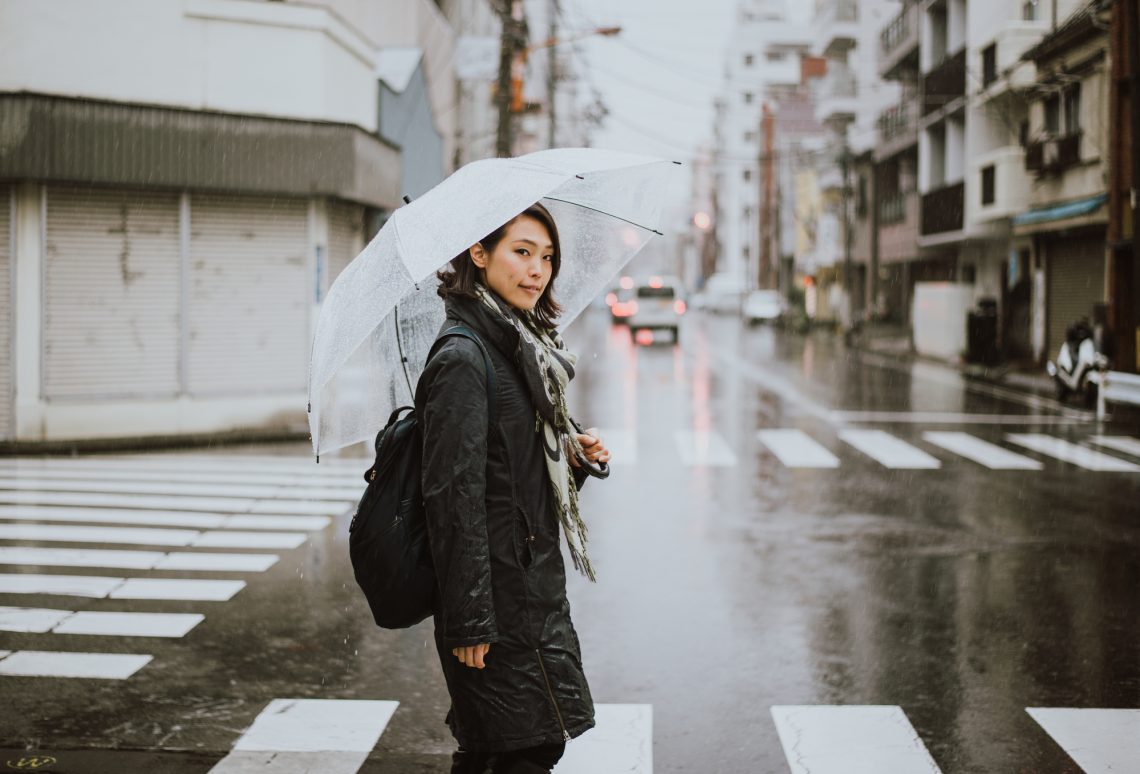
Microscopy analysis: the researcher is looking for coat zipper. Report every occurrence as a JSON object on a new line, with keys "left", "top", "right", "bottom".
{"left": 535, "top": 649, "right": 571, "bottom": 742}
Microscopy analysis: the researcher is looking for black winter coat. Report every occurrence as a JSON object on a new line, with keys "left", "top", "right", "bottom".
{"left": 418, "top": 294, "right": 595, "bottom": 753}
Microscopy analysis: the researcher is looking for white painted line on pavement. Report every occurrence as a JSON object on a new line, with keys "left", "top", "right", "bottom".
{"left": 771, "top": 705, "right": 943, "bottom": 774}
{"left": 758, "top": 430, "right": 840, "bottom": 468}
{"left": 555, "top": 704, "right": 652, "bottom": 774}
{"left": 594, "top": 429, "right": 637, "bottom": 465}
{"left": 0, "top": 606, "right": 203, "bottom": 637}
{"left": 0, "top": 573, "right": 245, "bottom": 601}
{"left": 831, "top": 411, "right": 1087, "bottom": 425}
{"left": 1087, "top": 435, "right": 1140, "bottom": 458}
{"left": 0, "top": 573, "right": 122, "bottom": 598}
{"left": 0, "top": 464, "right": 361, "bottom": 488}
{"left": 0, "top": 546, "right": 278, "bottom": 572}
{"left": 0, "top": 490, "right": 351, "bottom": 516}
{"left": 0, "top": 455, "right": 360, "bottom": 477}
{"left": 0, "top": 506, "right": 331, "bottom": 532}
{"left": 921, "top": 432, "right": 1043, "bottom": 470}
{"left": 208, "top": 698, "right": 399, "bottom": 773}
{"left": 0, "top": 523, "right": 307, "bottom": 550}
{"left": 1027, "top": 708, "right": 1140, "bottom": 774}
{"left": 0, "top": 650, "right": 153, "bottom": 679}
{"left": 0, "top": 477, "right": 359, "bottom": 502}
{"left": 1006, "top": 434, "right": 1140, "bottom": 472}
{"left": 839, "top": 430, "right": 941, "bottom": 469}
{"left": 674, "top": 431, "right": 738, "bottom": 467}
{"left": 246, "top": 500, "right": 353, "bottom": 516}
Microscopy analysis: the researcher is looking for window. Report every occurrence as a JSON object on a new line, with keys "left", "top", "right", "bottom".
{"left": 962, "top": 264, "right": 977, "bottom": 283}
{"left": 742, "top": 245, "right": 750, "bottom": 259}
{"left": 743, "top": 169, "right": 753, "bottom": 181}
{"left": 1022, "top": 0, "right": 1039, "bottom": 20}
{"left": 981, "top": 165, "right": 996, "bottom": 205}
{"left": 856, "top": 175, "right": 868, "bottom": 216}
{"left": 982, "top": 44, "right": 997, "bottom": 87}
{"left": 744, "top": 54, "right": 755, "bottom": 67}
{"left": 744, "top": 131, "right": 756, "bottom": 143}
{"left": 1019, "top": 120, "right": 1029, "bottom": 147}
{"left": 766, "top": 52, "right": 785, "bottom": 62}
{"left": 1044, "top": 95, "right": 1060, "bottom": 134}
{"left": 743, "top": 92, "right": 754, "bottom": 104}
{"left": 1063, "top": 84, "right": 1081, "bottom": 135}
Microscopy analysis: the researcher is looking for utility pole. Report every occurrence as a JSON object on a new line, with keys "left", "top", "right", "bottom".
{"left": 495, "top": 1, "right": 524, "bottom": 158}
{"left": 547, "top": 0, "right": 559, "bottom": 148}
{"left": 840, "top": 139, "right": 853, "bottom": 329}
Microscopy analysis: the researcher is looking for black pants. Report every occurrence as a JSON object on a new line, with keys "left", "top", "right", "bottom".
{"left": 450, "top": 741, "right": 566, "bottom": 774}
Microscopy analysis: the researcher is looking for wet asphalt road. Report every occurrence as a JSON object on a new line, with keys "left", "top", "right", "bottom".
{"left": 1, "top": 307, "right": 1139, "bottom": 773}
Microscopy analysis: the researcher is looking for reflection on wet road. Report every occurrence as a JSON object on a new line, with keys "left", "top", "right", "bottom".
{"left": 0, "top": 308, "right": 1137, "bottom": 773}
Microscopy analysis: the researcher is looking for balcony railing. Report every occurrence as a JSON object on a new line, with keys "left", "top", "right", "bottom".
{"left": 878, "top": 103, "right": 913, "bottom": 142}
{"left": 920, "top": 181, "right": 965, "bottom": 235}
{"left": 880, "top": 191, "right": 909, "bottom": 224}
{"left": 922, "top": 49, "right": 966, "bottom": 116}
{"left": 1025, "top": 133, "right": 1082, "bottom": 174}
{"left": 817, "top": 0, "right": 859, "bottom": 24}
{"left": 879, "top": 2, "right": 920, "bottom": 77}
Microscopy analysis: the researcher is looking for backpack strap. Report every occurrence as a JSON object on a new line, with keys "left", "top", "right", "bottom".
{"left": 421, "top": 325, "right": 498, "bottom": 426}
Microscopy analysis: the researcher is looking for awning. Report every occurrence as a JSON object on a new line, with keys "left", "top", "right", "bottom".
{"left": 1012, "top": 193, "right": 1108, "bottom": 227}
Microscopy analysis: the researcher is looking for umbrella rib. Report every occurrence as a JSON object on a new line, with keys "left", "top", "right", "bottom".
{"left": 539, "top": 197, "right": 664, "bottom": 235}
{"left": 393, "top": 304, "right": 415, "bottom": 405}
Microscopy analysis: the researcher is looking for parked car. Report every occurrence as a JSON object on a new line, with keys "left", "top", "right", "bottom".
{"left": 743, "top": 289, "right": 786, "bottom": 325}
{"left": 694, "top": 273, "right": 746, "bottom": 314}
{"left": 627, "top": 277, "right": 686, "bottom": 343}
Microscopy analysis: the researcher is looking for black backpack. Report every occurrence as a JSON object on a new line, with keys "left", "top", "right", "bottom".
{"left": 348, "top": 325, "right": 497, "bottom": 629}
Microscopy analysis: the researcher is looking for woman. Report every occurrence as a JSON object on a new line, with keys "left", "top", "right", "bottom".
{"left": 418, "top": 202, "right": 611, "bottom": 774}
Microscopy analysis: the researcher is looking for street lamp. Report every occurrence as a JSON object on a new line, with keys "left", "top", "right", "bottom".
{"left": 511, "top": 25, "right": 621, "bottom": 114}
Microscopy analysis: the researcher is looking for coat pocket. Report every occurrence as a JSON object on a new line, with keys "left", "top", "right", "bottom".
{"left": 512, "top": 505, "right": 536, "bottom": 569}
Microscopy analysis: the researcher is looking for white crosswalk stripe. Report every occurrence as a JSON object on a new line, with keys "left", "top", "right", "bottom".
{"left": 0, "top": 573, "right": 245, "bottom": 601}
{"left": 1027, "top": 708, "right": 1140, "bottom": 774}
{"left": 758, "top": 429, "right": 840, "bottom": 468}
{"left": 0, "top": 489, "right": 351, "bottom": 515}
{"left": 0, "top": 505, "right": 330, "bottom": 531}
{"left": 0, "top": 476, "right": 360, "bottom": 501}
{"left": 838, "top": 430, "right": 942, "bottom": 469}
{"left": 675, "top": 431, "right": 738, "bottom": 467}
{"left": 921, "top": 432, "right": 1043, "bottom": 470}
{"left": 771, "top": 705, "right": 943, "bottom": 773}
{"left": 0, "top": 546, "right": 279, "bottom": 572}
{"left": 0, "top": 650, "right": 153, "bottom": 679}
{"left": 1006, "top": 434, "right": 1140, "bottom": 472}
{"left": 0, "top": 523, "right": 307, "bottom": 549}
{"left": 556, "top": 704, "right": 652, "bottom": 773}
{"left": 208, "top": 699, "right": 400, "bottom": 773}
{"left": 1086, "top": 435, "right": 1140, "bottom": 458}
{"left": 0, "top": 606, "right": 204, "bottom": 637}
{"left": 0, "top": 464, "right": 362, "bottom": 488}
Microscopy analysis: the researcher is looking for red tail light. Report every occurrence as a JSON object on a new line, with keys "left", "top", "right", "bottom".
{"left": 674, "top": 300, "right": 687, "bottom": 314}
{"left": 605, "top": 292, "right": 617, "bottom": 306}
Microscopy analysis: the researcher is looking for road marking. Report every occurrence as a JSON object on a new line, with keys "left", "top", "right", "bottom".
{"left": 0, "top": 606, "right": 203, "bottom": 638}
{"left": 831, "top": 411, "right": 1087, "bottom": 425}
{"left": 0, "top": 490, "right": 351, "bottom": 516}
{"left": 0, "top": 523, "right": 307, "bottom": 550}
{"left": 921, "top": 432, "right": 1043, "bottom": 470}
{"left": 1006, "top": 434, "right": 1140, "bottom": 472}
{"left": 0, "top": 464, "right": 361, "bottom": 487}
{"left": 594, "top": 428, "right": 637, "bottom": 465}
{"left": 0, "top": 477, "right": 360, "bottom": 502}
{"left": 674, "top": 431, "right": 738, "bottom": 467}
{"left": 0, "top": 650, "right": 153, "bottom": 679}
{"left": 838, "top": 430, "right": 941, "bottom": 469}
{"left": 0, "top": 455, "right": 360, "bottom": 478}
{"left": 0, "top": 573, "right": 245, "bottom": 601}
{"left": 0, "top": 546, "right": 279, "bottom": 572}
{"left": 0, "top": 506, "right": 331, "bottom": 532}
{"left": 1027, "top": 708, "right": 1140, "bottom": 774}
{"left": 758, "top": 430, "right": 840, "bottom": 468}
{"left": 1087, "top": 435, "right": 1140, "bottom": 458}
{"left": 771, "top": 705, "right": 943, "bottom": 773}
{"left": 556, "top": 704, "right": 652, "bottom": 774}
{"left": 208, "top": 698, "right": 399, "bottom": 773}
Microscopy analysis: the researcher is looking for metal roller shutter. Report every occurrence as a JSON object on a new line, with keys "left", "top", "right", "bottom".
{"left": 43, "top": 187, "right": 181, "bottom": 399}
{"left": 0, "top": 185, "right": 12, "bottom": 439}
{"left": 188, "top": 195, "right": 308, "bottom": 395}
{"left": 1046, "top": 235, "right": 1105, "bottom": 358}
{"left": 327, "top": 201, "right": 364, "bottom": 286}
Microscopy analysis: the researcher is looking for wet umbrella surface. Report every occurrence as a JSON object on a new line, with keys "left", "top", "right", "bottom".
{"left": 1, "top": 311, "right": 1138, "bottom": 773}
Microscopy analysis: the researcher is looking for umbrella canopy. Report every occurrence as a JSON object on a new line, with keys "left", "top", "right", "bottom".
{"left": 308, "top": 147, "right": 679, "bottom": 457}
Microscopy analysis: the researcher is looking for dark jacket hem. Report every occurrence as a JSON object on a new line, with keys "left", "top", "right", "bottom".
{"left": 452, "top": 716, "right": 596, "bottom": 754}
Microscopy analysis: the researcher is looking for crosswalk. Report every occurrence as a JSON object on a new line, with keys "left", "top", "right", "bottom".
{"left": 0, "top": 452, "right": 361, "bottom": 680}
{"left": 600, "top": 429, "right": 1140, "bottom": 473}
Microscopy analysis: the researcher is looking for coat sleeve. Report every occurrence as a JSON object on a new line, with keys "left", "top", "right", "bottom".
{"left": 420, "top": 339, "right": 498, "bottom": 649}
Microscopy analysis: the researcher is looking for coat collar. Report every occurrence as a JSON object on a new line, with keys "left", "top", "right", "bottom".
{"left": 443, "top": 292, "right": 520, "bottom": 362}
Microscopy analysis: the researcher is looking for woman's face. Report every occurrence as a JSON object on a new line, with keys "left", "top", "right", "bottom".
{"left": 470, "top": 215, "right": 554, "bottom": 312}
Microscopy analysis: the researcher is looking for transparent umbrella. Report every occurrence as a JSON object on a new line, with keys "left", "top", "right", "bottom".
{"left": 307, "top": 147, "right": 679, "bottom": 458}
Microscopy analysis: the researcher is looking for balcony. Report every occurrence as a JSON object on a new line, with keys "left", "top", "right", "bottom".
{"left": 921, "top": 181, "right": 964, "bottom": 235}
{"left": 876, "top": 102, "right": 918, "bottom": 160}
{"left": 813, "top": 0, "right": 859, "bottom": 58}
{"left": 922, "top": 49, "right": 966, "bottom": 116}
{"left": 971, "top": 146, "right": 1030, "bottom": 222}
{"left": 813, "top": 66, "right": 858, "bottom": 127}
{"left": 879, "top": 191, "right": 919, "bottom": 263}
{"left": 879, "top": 2, "right": 920, "bottom": 80}
{"left": 974, "top": 19, "right": 1048, "bottom": 101}
{"left": 1025, "top": 133, "right": 1082, "bottom": 174}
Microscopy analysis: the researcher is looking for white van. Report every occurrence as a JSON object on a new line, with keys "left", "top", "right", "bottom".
{"left": 627, "top": 277, "right": 686, "bottom": 343}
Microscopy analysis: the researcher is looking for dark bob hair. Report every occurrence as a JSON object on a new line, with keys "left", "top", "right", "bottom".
{"left": 437, "top": 202, "right": 563, "bottom": 329}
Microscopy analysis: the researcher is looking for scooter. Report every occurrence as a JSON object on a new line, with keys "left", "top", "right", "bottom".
{"left": 1046, "top": 319, "right": 1107, "bottom": 405}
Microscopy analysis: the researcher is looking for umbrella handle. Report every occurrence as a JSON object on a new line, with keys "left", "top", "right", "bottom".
{"left": 568, "top": 417, "right": 611, "bottom": 480}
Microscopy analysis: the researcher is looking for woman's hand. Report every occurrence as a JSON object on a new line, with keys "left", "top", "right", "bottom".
{"left": 569, "top": 428, "right": 610, "bottom": 468}
{"left": 452, "top": 643, "right": 491, "bottom": 669}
